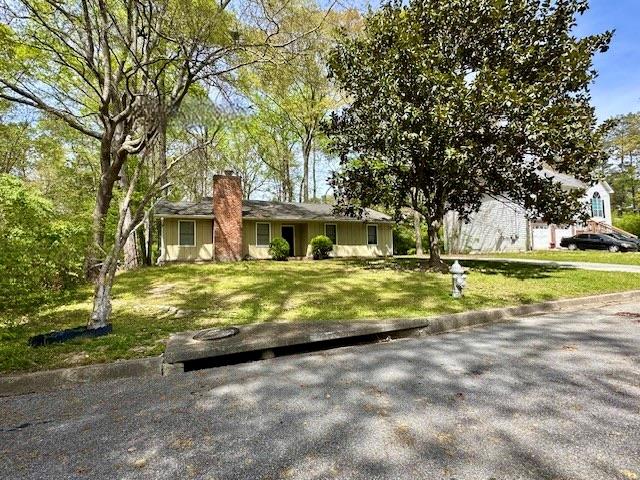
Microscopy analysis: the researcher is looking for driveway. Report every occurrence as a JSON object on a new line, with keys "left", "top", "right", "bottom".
{"left": 445, "top": 255, "right": 640, "bottom": 273}
{"left": 2, "top": 302, "right": 640, "bottom": 480}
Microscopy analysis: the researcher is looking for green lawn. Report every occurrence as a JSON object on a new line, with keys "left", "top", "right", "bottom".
{"left": 2, "top": 258, "right": 640, "bottom": 374}
{"left": 477, "top": 250, "right": 640, "bottom": 266}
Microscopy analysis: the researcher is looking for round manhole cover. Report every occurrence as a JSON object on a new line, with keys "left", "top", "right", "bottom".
{"left": 193, "top": 327, "right": 240, "bottom": 341}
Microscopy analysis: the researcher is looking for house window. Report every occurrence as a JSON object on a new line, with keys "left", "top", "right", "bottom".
{"left": 591, "top": 192, "right": 605, "bottom": 218}
{"left": 179, "top": 221, "right": 196, "bottom": 246}
{"left": 367, "top": 225, "right": 378, "bottom": 245}
{"left": 256, "top": 223, "right": 271, "bottom": 246}
{"left": 324, "top": 224, "right": 337, "bottom": 244}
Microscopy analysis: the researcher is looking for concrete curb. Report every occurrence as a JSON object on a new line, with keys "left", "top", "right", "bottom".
{"left": 0, "top": 356, "right": 162, "bottom": 398}
{"left": 1, "top": 289, "right": 639, "bottom": 397}
{"left": 162, "top": 289, "right": 640, "bottom": 373}
{"left": 421, "top": 289, "right": 640, "bottom": 335}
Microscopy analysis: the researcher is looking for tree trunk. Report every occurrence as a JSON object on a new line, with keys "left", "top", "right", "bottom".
{"left": 413, "top": 210, "right": 424, "bottom": 256}
{"left": 85, "top": 185, "right": 111, "bottom": 280}
{"left": 156, "top": 113, "right": 168, "bottom": 195}
{"left": 156, "top": 219, "right": 163, "bottom": 264}
{"left": 301, "top": 133, "right": 312, "bottom": 202}
{"left": 312, "top": 145, "right": 317, "bottom": 200}
{"left": 282, "top": 157, "right": 292, "bottom": 202}
{"left": 84, "top": 140, "right": 116, "bottom": 280}
{"left": 426, "top": 216, "right": 447, "bottom": 272}
{"left": 137, "top": 223, "right": 147, "bottom": 266}
{"left": 142, "top": 213, "right": 153, "bottom": 265}
{"left": 119, "top": 167, "right": 139, "bottom": 270}
{"left": 88, "top": 256, "right": 118, "bottom": 328}
{"left": 139, "top": 118, "right": 165, "bottom": 267}
{"left": 121, "top": 206, "right": 139, "bottom": 269}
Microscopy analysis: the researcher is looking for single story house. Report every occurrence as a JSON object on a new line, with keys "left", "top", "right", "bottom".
{"left": 443, "top": 169, "right": 616, "bottom": 253}
{"left": 155, "top": 172, "right": 394, "bottom": 262}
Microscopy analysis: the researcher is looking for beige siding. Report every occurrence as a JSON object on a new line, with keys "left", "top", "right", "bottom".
{"left": 296, "top": 224, "right": 307, "bottom": 256}
{"left": 243, "top": 220, "right": 310, "bottom": 259}
{"left": 307, "top": 222, "right": 323, "bottom": 239}
{"left": 242, "top": 219, "right": 256, "bottom": 257}
{"left": 243, "top": 219, "right": 273, "bottom": 259}
{"left": 243, "top": 219, "right": 392, "bottom": 258}
{"left": 161, "top": 218, "right": 213, "bottom": 262}
{"left": 307, "top": 222, "right": 393, "bottom": 257}
{"left": 162, "top": 218, "right": 393, "bottom": 262}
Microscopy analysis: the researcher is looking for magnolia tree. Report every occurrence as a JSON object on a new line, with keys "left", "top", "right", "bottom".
{"left": 0, "top": 0, "right": 322, "bottom": 327}
{"left": 326, "top": 0, "right": 612, "bottom": 270}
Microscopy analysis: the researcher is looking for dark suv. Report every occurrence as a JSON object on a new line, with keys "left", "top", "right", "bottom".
{"left": 559, "top": 233, "right": 638, "bottom": 252}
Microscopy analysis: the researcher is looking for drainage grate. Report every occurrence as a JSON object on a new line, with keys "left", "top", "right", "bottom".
{"left": 193, "top": 327, "right": 240, "bottom": 342}
{"left": 182, "top": 329, "right": 418, "bottom": 372}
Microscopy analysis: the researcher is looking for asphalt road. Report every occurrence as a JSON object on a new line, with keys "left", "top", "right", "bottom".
{"left": 2, "top": 302, "right": 640, "bottom": 480}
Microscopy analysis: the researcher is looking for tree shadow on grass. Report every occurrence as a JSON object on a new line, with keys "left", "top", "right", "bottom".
{"left": 344, "top": 257, "right": 572, "bottom": 280}
{"left": 2, "top": 258, "right": 587, "bottom": 373}
{"left": 459, "top": 260, "right": 574, "bottom": 280}
{"left": 111, "top": 259, "right": 574, "bottom": 328}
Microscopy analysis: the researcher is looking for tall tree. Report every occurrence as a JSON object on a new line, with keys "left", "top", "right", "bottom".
{"left": 326, "top": 0, "right": 611, "bottom": 270}
{"left": 603, "top": 112, "right": 640, "bottom": 213}
{"left": 167, "top": 91, "right": 226, "bottom": 200}
{"left": 238, "top": 3, "right": 348, "bottom": 202}
{"left": 244, "top": 99, "right": 299, "bottom": 201}
{"left": 0, "top": 0, "right": 312, "bottom": 327}
{"left": 0, "top": 102, "right": 34, "bottom": 175}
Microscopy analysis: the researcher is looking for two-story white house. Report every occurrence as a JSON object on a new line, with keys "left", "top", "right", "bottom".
{"left": 443, "top": 169, "right": 615, "bottom": 253}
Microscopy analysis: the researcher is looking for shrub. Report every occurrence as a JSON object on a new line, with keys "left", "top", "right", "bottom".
{"left": 268, "top": 237, "right": 290, "bottom": 261}
{"left": 310, "top": 235, "right": 333, "bottom": 259}
{"left": 407, "top": 247, "right": 416, "bottom": 255}
{"left": 614, "top": 213, "right": 640, "bottom": 237}
{"left": 393, "top": 225, "right": 415, "bottom": 255}
{"left": 0, "top": 175, "right": 88, "bottom": 311}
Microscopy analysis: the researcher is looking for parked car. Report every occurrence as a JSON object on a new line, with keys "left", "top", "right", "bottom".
{"left": 604, "top": 232, "right": 640, "bottom": 248}
{"left": 559, "top": 233, "right": 638, "bottom": 252}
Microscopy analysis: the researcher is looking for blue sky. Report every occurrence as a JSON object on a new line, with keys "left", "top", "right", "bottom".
{"left": 573, "top": 0, "right": 640, "bottom": 121}
{"left": 353, "top": 0, "right": 640, "bottom": 122}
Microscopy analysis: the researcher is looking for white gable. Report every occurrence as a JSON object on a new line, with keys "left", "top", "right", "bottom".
{"left": 584, "top": 182, "right": 612, "bottom": 225}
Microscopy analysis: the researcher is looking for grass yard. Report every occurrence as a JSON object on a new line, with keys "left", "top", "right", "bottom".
{"left": 2, "top": 258, "right": 640, "bottom": 374}
{"left": 478, "top": 250, "right": 640, "bottom": 266}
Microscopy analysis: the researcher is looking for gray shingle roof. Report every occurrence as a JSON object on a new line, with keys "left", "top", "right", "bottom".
{"left": 242, "top": 200, "right": 393, "bottom": 222}
{"left": 155, "top": 198, "right": 393, "bottom": 223}
{"left": 155, "top": 198, "right": 215, "bottom": 217}
{"left": 538, "top": 168, "right": 587, "bottom": 189}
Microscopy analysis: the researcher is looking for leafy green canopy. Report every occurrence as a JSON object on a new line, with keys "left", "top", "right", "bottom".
{"left": 603, "top": 112, "right": 640, "bottom": 214}
{"left": 614, "top": 213, "right": 640, "bottom": 237}
{"left": 0, "top": 175, "right": 88, "bottom": 311}
{"left": 326, "top": 0, "right": 611, "bottom": 224}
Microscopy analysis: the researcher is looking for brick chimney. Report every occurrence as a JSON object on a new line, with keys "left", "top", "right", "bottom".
{"left": 213, "top": 171, "right": 243, "bottom": 261}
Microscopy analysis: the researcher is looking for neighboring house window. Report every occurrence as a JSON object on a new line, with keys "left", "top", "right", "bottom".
{"left": 325, "top": 224, "right": 337, "bottom": 244}
{"left": 367, "top": 225, "right": 378, "bottom": 245}
{"left": 591, "top": 192, "right": 605, "bottom": 218}
{"left": 256, "top": 222, "right": 271, "bottom": 246}
{"left": 179, "top": 220, "right": 196, "bottom": 246}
